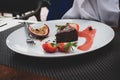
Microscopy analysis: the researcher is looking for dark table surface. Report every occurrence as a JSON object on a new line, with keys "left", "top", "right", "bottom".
{"left": 0, "top": 23, "right": 120, "bottom": 80}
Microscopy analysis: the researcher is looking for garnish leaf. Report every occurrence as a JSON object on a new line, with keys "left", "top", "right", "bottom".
{"left": 51, "top": 43, "right": 56, "bottom": 47}
{"left": 64, "top": 42, "right": 77, "bottom": 52}
{"left": 51, "top": 43, "right": 59, "bottom": 47}
{"left": 56, "top": 25, "right": 66, "bottom": 31}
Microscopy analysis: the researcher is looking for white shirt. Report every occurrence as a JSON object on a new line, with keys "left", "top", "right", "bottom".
{"left": 62, "top": 0, "right": 119, "bottom": 27}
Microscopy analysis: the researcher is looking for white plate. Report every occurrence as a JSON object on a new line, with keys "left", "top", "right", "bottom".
{"left": 6, "top": 19, "right": 115, "bottom": 57}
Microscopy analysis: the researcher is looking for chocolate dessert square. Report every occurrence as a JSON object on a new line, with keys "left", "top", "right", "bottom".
{"left": 55, "top": 26, "right": 78, "bottom": 43}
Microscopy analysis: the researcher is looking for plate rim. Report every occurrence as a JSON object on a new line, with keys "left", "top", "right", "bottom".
{"left": 6, "top": 19, "right": 115, "bottom": 58}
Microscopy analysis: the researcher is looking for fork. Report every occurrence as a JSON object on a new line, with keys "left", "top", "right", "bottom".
{"left": 24, "top": 22, "right": 35, "bottom": 44}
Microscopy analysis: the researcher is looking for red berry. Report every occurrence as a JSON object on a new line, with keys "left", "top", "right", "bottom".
{"left": 67, "top": 23, "right": 79, "bottom": 32}
{"left": 42, "top": 43, "right": 57, "bottom": 53}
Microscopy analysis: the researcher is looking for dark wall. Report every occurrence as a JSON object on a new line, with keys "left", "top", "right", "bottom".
{"left": 0, "top": 0, "right": 40, "bottom": 13}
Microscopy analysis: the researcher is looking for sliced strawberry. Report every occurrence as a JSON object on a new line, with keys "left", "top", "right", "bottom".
{"left": 77, "top": 26, "right": 96, "bottom": 51}
{"left": 66, "top": 23, "right": 79, "bottom": 32}
{"left": 42, "top": 42, "right": 57, "bottom": 53}
{"left": 58, "top": 42, "right": 77, "bottom": 52}
{"left": 57, "top": 43, "right": 66, "bottom": 52}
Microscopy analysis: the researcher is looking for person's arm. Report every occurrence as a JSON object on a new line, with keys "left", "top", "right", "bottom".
{"left": 62, "top": 0, "right": 119, "bottom": 27}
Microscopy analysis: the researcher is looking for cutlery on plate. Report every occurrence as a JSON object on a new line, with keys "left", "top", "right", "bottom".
{"left": 0, "top": 23, "right": 7, "bottom": 27}
{"left": 24, "top": 22, "right": 35, "bottom": 44}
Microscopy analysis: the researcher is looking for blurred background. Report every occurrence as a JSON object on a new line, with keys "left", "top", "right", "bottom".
{"left": 0, "top": 0, "right": 50, "bottom": 21}
{"left": 0, "top": 7, "right": 49, "bottom": 21}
